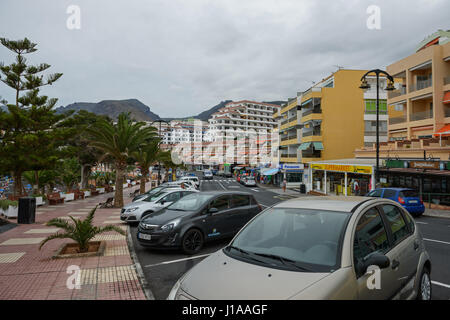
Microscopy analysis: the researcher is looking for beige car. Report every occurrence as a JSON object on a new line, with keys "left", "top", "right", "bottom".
{"left": 168, "top": 196, "right": 432, "bottom": 300}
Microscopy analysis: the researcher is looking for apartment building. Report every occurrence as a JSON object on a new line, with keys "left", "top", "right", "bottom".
{"left": 152, "top": 119, "right": 208, "bottom": 145}
{"left": 208, "top": 100, "right": 280, "bottom": 139}
{"left": 386, "top": 29, "right": 450, "bottom": 141}
{"left": 297, "top": 69, "right": 388, "bottom": 164}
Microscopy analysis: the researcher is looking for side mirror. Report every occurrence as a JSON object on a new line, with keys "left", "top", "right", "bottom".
{"left": 159, "top": 200, "right": 166, "bottom": 205}
{"left": 357, "top": 252, "right": 390, "bottom": 276}
{"left": 208, "top": 207, "right": 219, "bottom": 215}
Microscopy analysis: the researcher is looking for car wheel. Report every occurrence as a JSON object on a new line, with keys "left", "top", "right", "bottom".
{"left": 417, "top": 268, "right": 431, "bottom": 300}
{"left": 181, "top": 229, "right": 204, "bottom": 255}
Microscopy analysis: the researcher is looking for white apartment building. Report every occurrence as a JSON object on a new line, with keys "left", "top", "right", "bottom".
{"left": 208, "top": 100, "right": 280, "bottom": 139}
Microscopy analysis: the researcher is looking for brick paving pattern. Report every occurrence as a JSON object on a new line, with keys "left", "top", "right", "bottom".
{"left": 0, "top": 185, "right": 147, "bottom": 300}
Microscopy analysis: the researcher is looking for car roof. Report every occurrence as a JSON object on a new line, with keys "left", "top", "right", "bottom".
{"left": 199, "top": 191, "right": 253, "bottom": 196}
{"left": 273, "top": 196, "right": 374, "bottom": 213}
{"left": 374, "top": 188, "right": 414, "bottom": 191}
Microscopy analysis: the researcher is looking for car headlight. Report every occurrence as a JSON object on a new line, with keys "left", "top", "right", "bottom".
{"left": 161, "top": 218, "right": 181, "bottom": 232}
{"left": 126, "top": 207, "right": 139, "bottom": 212}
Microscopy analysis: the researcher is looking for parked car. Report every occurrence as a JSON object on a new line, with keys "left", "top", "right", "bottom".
{"left": 366, "top": 188, "right": 425, "bottom": 217}
{"left": 203, "top": 170, "right": 213, "bottom": 180}
{"left": 217, "top": 170, "right": 224, "bottom": 177}
{"left": 168, "top": 196, "right": 432, "bottom": 300}
{"left": 211, "top": 169, "right": 218, "bottom": 175}
{"left": 224, "top": 171, "right": 232, "bottom": 178}
{"left": 179, "top": 176, "right": 200, "bottom": 188}
{"left": 137, "top": 191, "right": 263, "bottom": 254}
{"left": 121, "top": 189, "right": 199, "bottom": 223}
{"left": 132, "top": 184, "right": 194, "bottom": 202}
{"left": 242, "top": 176, "right": 256, "bottom": 187}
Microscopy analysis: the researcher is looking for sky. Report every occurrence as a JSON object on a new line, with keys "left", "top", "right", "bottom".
{"left": 0, "top": 0, "right": 449, "bottom": 117}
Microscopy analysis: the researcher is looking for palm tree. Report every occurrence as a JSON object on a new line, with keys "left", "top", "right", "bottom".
{"left": 132, "top": 139, "right": 164, "bottom": 194}
{"left": 39, "top": 206, "right": 125, "bottom": 253}
{"left": 86, "top": 113, "right": 157, "bottom": 207}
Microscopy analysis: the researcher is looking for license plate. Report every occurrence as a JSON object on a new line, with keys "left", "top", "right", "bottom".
{"left": 409, "top": 200, "right": 418, "bottom": 204}
{"left": 138, "top": 233, "right": 152, "bottom": 240}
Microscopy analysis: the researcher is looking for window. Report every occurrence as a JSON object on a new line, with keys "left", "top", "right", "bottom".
{"left": 231, "top": 195, "right": 250, "bottom": 208}
{"left": 210, "top": 196, "right": 229, "bottom": 211}
{"left": 382, "top": 189, "right": 397, "bottom": 199}
{"left": 381, "top": 204, "right": 410, "bottom": 245}
{"left": 367, "top": 189, "right": 382, "bottom": 197}
{"left": 164, "top": 192, "right": 181, "bottom": 203}
{"left": 353, "top": 208, "right": 390, "bottom": 269}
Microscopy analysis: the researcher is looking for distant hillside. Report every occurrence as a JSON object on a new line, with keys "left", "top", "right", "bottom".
{"left": 56, "top": 99, "right": 161, "bottom": 121}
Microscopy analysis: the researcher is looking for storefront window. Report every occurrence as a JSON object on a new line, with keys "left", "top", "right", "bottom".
{"left": 286, "top": 172, "right": 302, "bottom": 183}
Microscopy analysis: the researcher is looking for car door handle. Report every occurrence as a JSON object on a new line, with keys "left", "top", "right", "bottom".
{"left": 391, "top": 259, "right": 400, "bottom": 270}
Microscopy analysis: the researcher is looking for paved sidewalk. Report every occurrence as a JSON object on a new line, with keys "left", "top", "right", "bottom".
{"left": 0, "top": 185, "right": 148, "bottom": 300}
{"left": 423, "top": 208, "right": 450, "bottom": 219}
{"left": 256, "top": 182, "right": 306, "bottom": 196}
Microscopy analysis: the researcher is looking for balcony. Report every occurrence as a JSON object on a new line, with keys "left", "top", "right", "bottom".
{"left": 409, "top": 79, "right": 432, "bottom": 92}
{"left": 410, "top": 109, "right": 433, "bottom": 121}
{"left": 364, "top": 131, "right": 388, "bottom": 136}
{"left": 302, "top": 150, "right": 321, "bottom": 158}
{"left": 364, "top": 109, "right": 388, "bottom": 115}
{"left": 387, "top": 87, "right": 407, "bottom": 99}
{"left": 445, "top": 76, "right": 450, "bottom": 86}
{"left": 445, "top": 106, "right": 450, "bottom": 117}
{"left": 302, "top": 128, "right": 321, "bottom": 137}
{"left": 389, "top": 115, "right": 407, "bottom": 125}
{"left": 281, "top": 135, "right": 297, "bottom": 141}
{"left": 281, "top": 153, "right": 298, "bottom": 158}
{"left": 302, "top": 107, "right": 322, "bottom": 117}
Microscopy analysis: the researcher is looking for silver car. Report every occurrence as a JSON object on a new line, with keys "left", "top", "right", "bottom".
{"left": 168, "top": 196, "right": 432, "bottom": 300}
{"left": 120, "top": 188, "right": 198, "bottom": 223}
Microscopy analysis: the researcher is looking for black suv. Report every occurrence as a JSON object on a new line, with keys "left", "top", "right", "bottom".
{"left": 137, "top": 191, "right": 262, "bottom": 254}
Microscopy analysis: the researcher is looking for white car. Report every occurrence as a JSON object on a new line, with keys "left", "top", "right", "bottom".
{"left": 243, "top": 176, "right": 256, "bottom": 187}
{"left": 161, "top": 180, "right": 197, "bottom": 190}
{"left": 203, "top": 171, "right": 213, "bottom": 180}
{"left": 179, "top": 176, "right": 200, "bottom": 188}
{"left": 120, "top": 189, "right": 199, "bottom": 223}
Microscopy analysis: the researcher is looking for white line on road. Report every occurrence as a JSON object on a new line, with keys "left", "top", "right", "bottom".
{"left": 424, "top": 238, "right": 450, "bottom": 246}
{"left": 217, "top": 180, "right": 227, "bottom": 190}
{"left": 432, "top": 281, "right": 450, "bottom": 289}
{"left": 144, "top": 253, "right": 211, "bottom": 268}
{"left": 416, "top": 222, "right": 428, "bottom": 225}
{"left": 250, "top": 188, "right": 259, "bottom": 192}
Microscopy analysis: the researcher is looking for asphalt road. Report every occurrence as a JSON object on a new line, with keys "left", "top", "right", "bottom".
{"left": 129, "top": 172, "right": 450, "bottom": 300}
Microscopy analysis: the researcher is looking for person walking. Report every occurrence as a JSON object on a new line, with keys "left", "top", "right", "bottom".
{"left": 282, "top": 178, "right": 287, "bottom": 193}
{"left": 353, "top": 180, "right": 360, "bottom": 196}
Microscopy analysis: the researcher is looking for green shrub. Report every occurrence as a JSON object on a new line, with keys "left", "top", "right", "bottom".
{"left": 0, "top": 200, "right": 18, "bottom": 211}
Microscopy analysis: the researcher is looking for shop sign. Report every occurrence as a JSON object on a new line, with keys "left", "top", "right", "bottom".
{"left": 311, "top": 163, "right": 373, "bottom": 174}
{"left": 409, "top": 161, "right": 440, "bottom": 169}
{"left": 281, "top": 164, "right": 304, "bottom": 170}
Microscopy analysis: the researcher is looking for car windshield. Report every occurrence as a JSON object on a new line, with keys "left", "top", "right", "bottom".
{"left": 167, "top": 193, "right": 213, "bottom": 211}
{"left": 226, "top": 208, "right": 350, "bottom": 272}
{"left": 246, "top": 176, "right": 255, "bottom": 180}
{"left": 400, "top": 190, "right": 419, "bottom": 198}
{"left": 143, "top": 191, "right": 168, "bottom": 202}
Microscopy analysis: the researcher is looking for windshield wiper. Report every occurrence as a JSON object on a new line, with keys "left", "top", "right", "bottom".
{"left": 251, "top": 252, "right": 313, "bottom": 272}
{"left": 226, "top": 246, "right": 270, "bottom": 264}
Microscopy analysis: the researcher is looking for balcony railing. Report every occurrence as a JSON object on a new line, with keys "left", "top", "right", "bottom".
{"left": 389, "top": 115, "right": 407, "bottom": 125}
{"left": 410, "top": 110, "right": 433, "bottom": 121}
{"left": 302, "top": 108, "right": 322, "bottom": 117}
{"left": 364, "top": 109, "right": 388, "bottom": 115}
{"left": 445, "top": 76, "right": 450, "bottom": 85}
{"left": 302, "top": 128, "right": 321, "bottom": 137}
{"left": 281, "top": 135, "right": 297, "bottom": 141}
{"left": 302, "top": 150, "right": 321, "bottom": 158}
{"left": 364, "top": 131, "right": 388, "bottom": 136}
{"left": 409, "top": 79, "right": 432, "bottom": 92}
{"left": 281, "top": 154, "right": 298, "bottom": 158}
{"left": 387, "top": 87, "right": 406, "bottom": 99}
{"left": 281, "top": 119, "right": 289, "bottom": 125}
{"left": 288, "top": 115, "right": 297, "bottom": 122}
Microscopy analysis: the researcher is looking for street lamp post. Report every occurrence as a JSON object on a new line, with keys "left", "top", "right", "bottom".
{"left": 359, "top": 69, "right": 395, "bottom": 187}
{"left": 150, "top": 119, "right": 169, "bottom": 185}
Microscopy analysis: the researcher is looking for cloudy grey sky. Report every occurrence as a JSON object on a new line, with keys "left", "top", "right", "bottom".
{"left": 0, "top": 0, "right": 449, "bottom": 117}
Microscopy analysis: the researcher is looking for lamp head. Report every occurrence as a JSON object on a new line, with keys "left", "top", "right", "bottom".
{"left": 359, "top": 78, "right": 370, "bottom": 90}
{"left": 385, "top": 80, "right": 396, "bottom": 91}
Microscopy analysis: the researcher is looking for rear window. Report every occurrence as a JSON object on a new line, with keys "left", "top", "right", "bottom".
{"left": 400, "top": 190, "right": 419, "bottom": 198}
{"left": 382, "top": 189, "right": 397, "bottom": 198}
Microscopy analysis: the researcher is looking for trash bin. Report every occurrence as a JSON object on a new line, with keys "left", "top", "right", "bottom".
{"left": 300, "top": 184, "right": 306, "bottom": 194}
{"left": 18, "top": 197, "right": 36, "bottom": 224}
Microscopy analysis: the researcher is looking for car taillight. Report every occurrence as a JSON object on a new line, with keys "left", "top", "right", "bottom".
{"left": 398, "top": 196, "right": 405, "bottom": 204}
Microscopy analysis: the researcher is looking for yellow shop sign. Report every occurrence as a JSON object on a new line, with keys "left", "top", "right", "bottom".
{"left": 311, "top": 163, "right": 372, "bottom": 174}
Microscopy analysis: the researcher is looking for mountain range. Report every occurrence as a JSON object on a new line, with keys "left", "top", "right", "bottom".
{"left": 52, "top": 98, "right": 285, "bottom": 122}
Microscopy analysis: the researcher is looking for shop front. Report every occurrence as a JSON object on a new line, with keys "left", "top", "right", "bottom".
{"left": 307, "top": 159, "right": 375, "bottom": 195}
{"left": 280, "top": 163, "right": 304, "bottom": 188}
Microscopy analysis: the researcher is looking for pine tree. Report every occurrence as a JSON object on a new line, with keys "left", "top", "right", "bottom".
{"left": 0, "top": 38, "right": 71, "bottom": 196}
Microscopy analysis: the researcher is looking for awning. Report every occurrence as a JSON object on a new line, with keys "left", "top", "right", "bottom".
{"left": 312, "top": 142, "right": 324, "bottom": 150}
{"left": 433, "top": 124, "right": 450, "bottom": 137}
{"left": 233, "top": 166, "right": 243, "bottom": 170}
{"left": 261, "top": 168, "right": 279, "bottom": 176}
{"left": 298, "top": 142, "right": 311, "bottom": 150}
{"left": 444, "top": 91, "right": 450, "bottom": 104}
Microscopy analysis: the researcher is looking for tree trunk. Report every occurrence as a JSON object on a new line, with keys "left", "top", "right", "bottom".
{"left": 114, "top": 165, "right": 124, "bottom": 208}
{"left": 13, "top": 171, "right": 23, "bottom": 197}
{"left": 81, "top": 165, "right": 91, "bottom": 189}
{"left": 140, "top": 170, "right": 148, "bottom": 194}
{"left": 34, "top": 170, "right": 40, "bottom": 195}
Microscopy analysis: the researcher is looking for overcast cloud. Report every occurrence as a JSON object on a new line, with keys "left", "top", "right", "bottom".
{"left": 0, "top": 0, "right": 449, "bottom": 117}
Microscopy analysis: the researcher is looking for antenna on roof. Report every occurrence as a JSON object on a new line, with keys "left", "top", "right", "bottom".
{"left": 334, "top": 65, "right": 344, "bottom": 71}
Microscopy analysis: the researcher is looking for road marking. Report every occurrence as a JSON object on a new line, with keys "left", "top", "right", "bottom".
{"left": 416, "top": 222, "right": 428, "bottom": 225}
{"left": 217, "top": 181, "right": 227, "bottom": 190}
{"left": 250, "top": 188, "right": 259, "bottom": 192}
{"left": 424, "top": 238, "right": 450, "bottom": 246}
{"left": 143, "top": 253, "right": 211, "bottom": 268}
{"left": 432, "top": 281, "right": 450, "bottom": 289}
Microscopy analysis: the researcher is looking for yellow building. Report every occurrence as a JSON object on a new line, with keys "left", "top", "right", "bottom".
{"left": 297, "top": 69, "right": 388, "bottom": 164}
{"left": 278, "top": 98, "right": 301, "bottom": 163}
